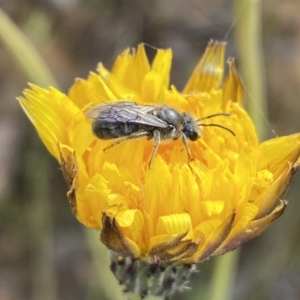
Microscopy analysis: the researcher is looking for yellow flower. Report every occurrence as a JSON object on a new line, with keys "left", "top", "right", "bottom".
{"left": 19, "top": 41, "right": 300, "bottom": 295}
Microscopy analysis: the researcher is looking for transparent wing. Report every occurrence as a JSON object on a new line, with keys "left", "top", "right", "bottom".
{"left": 86, "top": 102, "right": 168, "bottom": 128}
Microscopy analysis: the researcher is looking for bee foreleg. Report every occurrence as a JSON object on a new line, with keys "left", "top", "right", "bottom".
{"left": 182, "top": 133, "right": 193, "bottom": 161}
{"left": 103, "top": 131, "right": 149, "bottom": 152}
{"left": 148, "top": 130, "right": 161, "bottom": 169}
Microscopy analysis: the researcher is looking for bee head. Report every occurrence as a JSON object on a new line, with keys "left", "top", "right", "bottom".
{"left": 182, "top": 113, "right": 201, "bottom": 141}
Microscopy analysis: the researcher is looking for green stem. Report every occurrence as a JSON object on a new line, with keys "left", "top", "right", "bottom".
{"left": 208, "top": 251, "right": 240, "bottom": 300}
{"left": 85, "top": 230, "right": 124, "bottom": 300}
{"left": 0, "top": 7, "right": 57, "bottom": 87}
{"left": 25, "top": 150, "right": 57, "bottom": 300}
{"left": 208, "top": 1, "right": 267, "bottom": 300}
{"left": 233, "top": 0, "right": 268, "bottom": 140}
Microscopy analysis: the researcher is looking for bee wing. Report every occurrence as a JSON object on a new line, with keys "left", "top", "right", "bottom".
{"left": 86, "top": 102, "right": 168, "bottom": 128}
{"left": 86, "top": 101, "right": 134, "bottom": 119}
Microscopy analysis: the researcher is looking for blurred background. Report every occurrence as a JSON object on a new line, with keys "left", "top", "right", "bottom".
{"left": 1, "top": 0, "right": 300, "bottom": 299}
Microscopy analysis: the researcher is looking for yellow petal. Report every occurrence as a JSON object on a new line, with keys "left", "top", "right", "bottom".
{"left": 222, "top": 58, "right": 245, "bottom": 108}
{"left": 112, "top": 44, "right": 150, "bottom": 94}
{"left": 141, "top": 71, "right": 164, "bottom": 103}
{"left": 183, "top": 40, "right": 226, "bottom": 93}
{"left": 195, "top": 212, "right": 235, "bottom": 262}
{"left": 151, "top": 48, "right": 172, "bottom": 88}
{"left": 19, "top": 85, "right": 80, "bottom": 159}
{"left": 257, "top": 134, "right": 300, "bottom": 178}
{"left": 156, "top": 213, "right": 193, "bottom": 240}
{"left": 254, "top": 163, "right": 297, "bottom": 218}
{"left": 215, "top": 201, "right": 287, "bottom": 255}
{"left": 116, "top": 209, "right": 145, "bottom": 251}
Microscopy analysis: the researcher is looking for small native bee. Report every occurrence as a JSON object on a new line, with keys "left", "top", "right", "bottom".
{"left": 86, "top": 101, "right": 235, "bottom": 168}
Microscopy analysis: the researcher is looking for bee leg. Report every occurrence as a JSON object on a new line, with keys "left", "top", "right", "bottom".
{"left": 148, "top": 130, "right": 161, "bottom": 169}
{"left": 103, "top": 131, "right": 149, "bottom": 152}
{"left": 182, "top": 133, "right": 193, "bottom": 161}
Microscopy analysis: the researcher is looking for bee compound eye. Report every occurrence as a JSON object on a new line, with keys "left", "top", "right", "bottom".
{"left": 183, "top": 128, "right": 199, "bottom": 141}
{"left": 188, "top": 131, "right": 199, "bottom": 141}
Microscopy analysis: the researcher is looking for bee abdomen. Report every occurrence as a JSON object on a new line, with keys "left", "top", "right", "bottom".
{"left": 92, "top": 122, "right": 140, "bottom": 139}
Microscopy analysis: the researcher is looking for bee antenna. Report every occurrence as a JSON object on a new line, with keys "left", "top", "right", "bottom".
{"left": 199, "top": 123, "right": 236, "bottom": 136}
{"left": 197, "top": 112, "right": 231, "bottom": 122}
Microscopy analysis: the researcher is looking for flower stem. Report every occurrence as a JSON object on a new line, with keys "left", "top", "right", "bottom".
{"left": 0, "top": 7, "right": 57, "bottom": 87}
{"left": 233, "top": 0, "right": 268, "bottom": 140}
{"left": 85, "top": 230, "right": 124, "bottom": 300}
{"left": 24, "top": 149, "right": 57, "bottom": 300}
{"left": 208, "top": 251, "right": 240, "bottom": 300}
{"left": 208, "top": 1, "right": 267, "bottom": 299}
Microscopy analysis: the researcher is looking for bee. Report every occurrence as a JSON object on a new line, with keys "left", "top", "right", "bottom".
{"left": 86, "top": 101, "right": 235, "bottom": 168}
